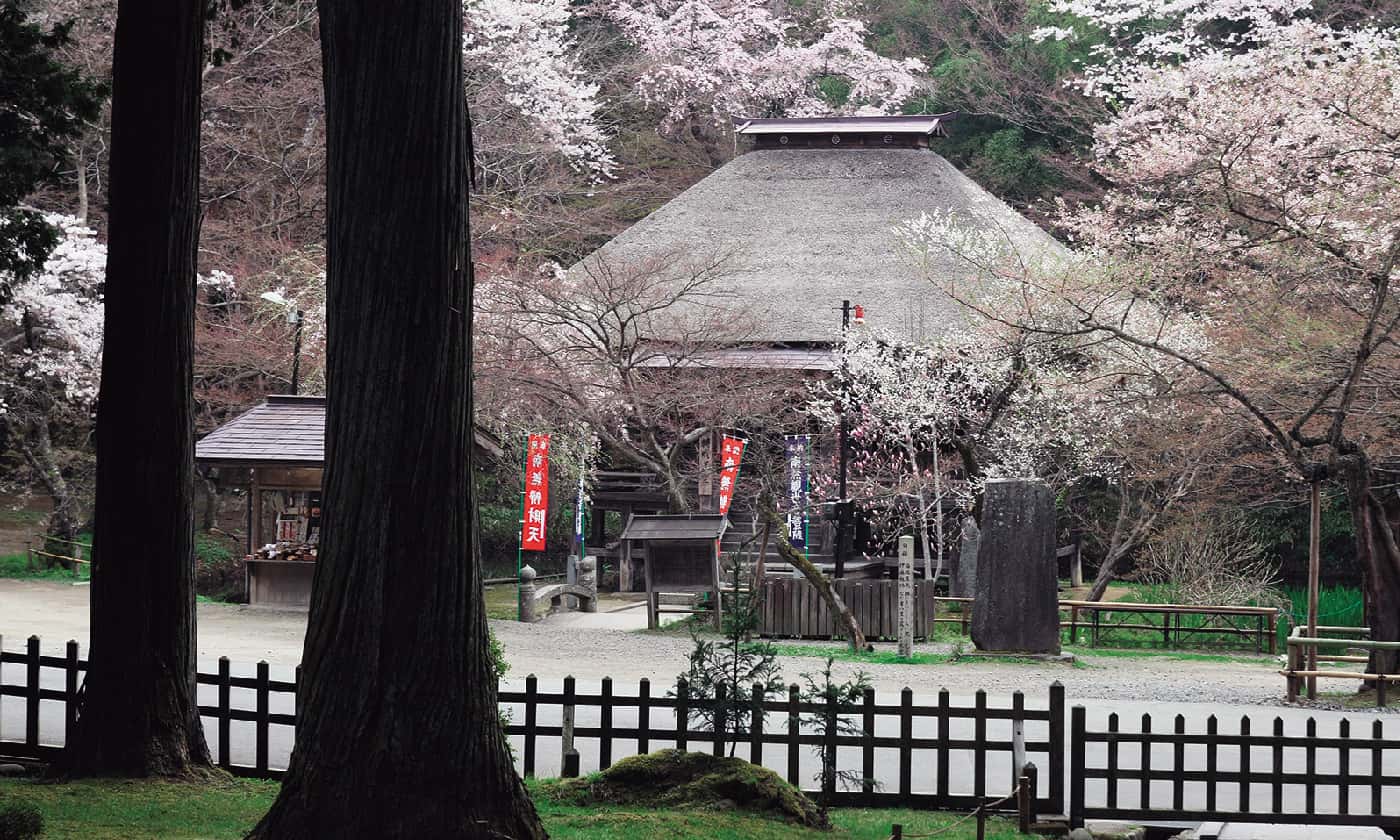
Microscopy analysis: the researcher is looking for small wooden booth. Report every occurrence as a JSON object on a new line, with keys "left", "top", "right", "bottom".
{"left": 619, "top": 513, "right": 728, "bottom": 630}
{"left": 196, "top": 395, "right": 502, "bottom": 607}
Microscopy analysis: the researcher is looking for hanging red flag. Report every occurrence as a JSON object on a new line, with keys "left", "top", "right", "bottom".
{"left": 521, "top": 434, "right": 550, "bottom": 551}
{"left": 717, "top": 436, "right": 745, "bottom": 516}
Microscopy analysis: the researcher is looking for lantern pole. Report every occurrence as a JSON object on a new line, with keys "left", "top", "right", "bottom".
{"left": 836, "top": 299, "right": 852, "bottom": 579}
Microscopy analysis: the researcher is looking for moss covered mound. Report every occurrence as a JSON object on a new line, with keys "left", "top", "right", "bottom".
{"left": 545, "top": 749, "right": 829, "bottom": 829}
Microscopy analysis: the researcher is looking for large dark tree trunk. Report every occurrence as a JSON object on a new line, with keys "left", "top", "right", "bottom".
{"left": 246, "top": 1, "right": 545, "bottom": 837}
{"left": 1346, "top": 466, "right": 1400, "bottom": 682}
{"left": 55, "top": 0, "right": 211, "bottom": 776}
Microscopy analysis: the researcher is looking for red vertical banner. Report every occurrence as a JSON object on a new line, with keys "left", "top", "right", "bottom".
{"left": 521, "top": 434, "right": 550, "bottom": 551}
{"left": 717, "top": 436, "right": 745, "bottom": 516}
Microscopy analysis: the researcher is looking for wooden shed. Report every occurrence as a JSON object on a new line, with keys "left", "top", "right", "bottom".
{"left": 196, "top": 394, "right": 503, "bottom": 607}
{"left": 619, "top": 513, "right": 728, "bottom": 630}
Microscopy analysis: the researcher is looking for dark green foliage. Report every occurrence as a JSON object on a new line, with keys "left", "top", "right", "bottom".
{"left": 675, "top": 555, "right": 785, "bottom": 757}
{"left": 0, "top": 802, "right": 42, "bottom": 840}
{"left": 0, "top": 2, "right": 106, "bottom": 300}
{"left": 194, "top": 533, "right": 246, "bottom": 602}
{"left": 798, "top": 657, "right": 875, "bottom": 799}
{"left": 542, "top": 749, "right": 830, "bottom": 829}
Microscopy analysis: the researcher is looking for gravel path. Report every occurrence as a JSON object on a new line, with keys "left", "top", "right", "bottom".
{"left": 0, "top": 578, "right": 1371, "bottom": 711}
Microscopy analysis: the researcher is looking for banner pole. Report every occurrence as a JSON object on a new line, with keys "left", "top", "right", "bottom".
{"left": 516, "top": 436, "right": 528, "bottom": 622}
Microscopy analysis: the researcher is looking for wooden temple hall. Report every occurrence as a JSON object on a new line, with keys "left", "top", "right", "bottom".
{"left": 195, "top": 395, "right": 503, "bottom": 607}
{"left": 570, "top": 114, "right": 1069, "bottom": 591}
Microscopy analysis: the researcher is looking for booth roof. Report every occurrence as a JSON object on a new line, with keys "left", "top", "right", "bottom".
{"left": 195, "top": 394, "right": 504, "bottom": 467}
{"left": 620, "top": 513, "right": 730, "bottom": 542}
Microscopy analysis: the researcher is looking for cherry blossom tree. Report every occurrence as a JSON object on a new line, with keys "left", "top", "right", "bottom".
{"left": 913, "top": 15, "right": 1400, "bottom": 674}
{"left": 599, "top": 0, "right": 926, "bottom": 147}
{"left": 811, "top": 323, "right": 1119, "bottom": 581}
{"left": 0, "top": 215, "right": 104, "bottom": 542}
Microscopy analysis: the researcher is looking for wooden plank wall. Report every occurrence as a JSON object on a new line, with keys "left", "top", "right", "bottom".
{"left": 759, "top": 578, "right": 937, "bottom": 640}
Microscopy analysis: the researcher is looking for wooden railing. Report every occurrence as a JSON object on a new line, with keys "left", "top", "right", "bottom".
{"left": 931, "top": 597, "right": 1278, "bottom": 654}
{"left": 1282, "top": 625, "right": 1400, "bottom": 705}
{"left": 24, "top": 536, "right": 91, "bottom": 578}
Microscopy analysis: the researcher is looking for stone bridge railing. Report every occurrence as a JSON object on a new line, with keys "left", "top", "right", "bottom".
{"left": 518, "top": 556, "right": 597, "bottom": 622}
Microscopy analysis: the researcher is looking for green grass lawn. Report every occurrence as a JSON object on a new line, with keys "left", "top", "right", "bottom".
{"left": 485, "top": 583, "right": 519, "bottom": 620}
{"left": 0, "top": 777, "right": 1032, "bottom": 839}
{"left": 0, "top": 550, "right": 90, "bottom": 582}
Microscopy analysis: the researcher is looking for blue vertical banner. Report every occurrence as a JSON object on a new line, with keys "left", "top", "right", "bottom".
{"left": 574, "top": 469, "right": 587, "bottom": 555}
{"left": 784, "top": 435, "right": 810, "bottom": 552}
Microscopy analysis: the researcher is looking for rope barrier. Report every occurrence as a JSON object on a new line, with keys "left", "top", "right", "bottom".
{"left": 885, "top": 789, "right": 1019, "bottom": 839}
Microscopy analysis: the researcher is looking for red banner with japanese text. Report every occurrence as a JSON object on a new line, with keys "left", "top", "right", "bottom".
{"left": 521, "top": 434, "right": 550, "bottom": 551}
{"left": 717, "top": 436, "right": 745, "bottom": 516}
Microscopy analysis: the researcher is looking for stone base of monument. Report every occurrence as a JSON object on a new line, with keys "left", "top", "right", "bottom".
{"left": 956, "top": 650, "right": 1077, "bottom": 665}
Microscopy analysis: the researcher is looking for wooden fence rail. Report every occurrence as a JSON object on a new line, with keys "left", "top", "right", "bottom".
{"left": 764, "top": 583, "right": 1278, "bottom": 653}
{"left": 1070, "top": 706, "right": 1399, "bottom": 829}
{"left": 0, "top": 634, "right": 1061, "bottom": 812}
{"left": 1283, "top": 625, "right": 1400, "bottom": 705}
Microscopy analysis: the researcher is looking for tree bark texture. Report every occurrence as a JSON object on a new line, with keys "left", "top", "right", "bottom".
{"left": 1346, "top": 467, "right": 1400, "bottom": 681}
{"left": 55, "top": 0, "right": 211, "bottom": 777}
{"left": 247, "top": 1, "right": 545, "bottom": 837}
{"left": 20, "top": 417, "right": 79, "bottom": 545}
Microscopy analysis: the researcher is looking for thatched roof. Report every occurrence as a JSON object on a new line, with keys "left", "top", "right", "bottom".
{"left": 573, "top": 147, "right": 1065, "bottom": 346}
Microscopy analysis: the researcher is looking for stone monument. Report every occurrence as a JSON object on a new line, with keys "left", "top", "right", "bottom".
{"left": 897, "top": 535, "right": 914, "bottom": 658}
{"left": 970, "top": 478, "right": 1060, "bottom": 654}
{"left": 953, "top": 517, "right": 980, "bottom": 598}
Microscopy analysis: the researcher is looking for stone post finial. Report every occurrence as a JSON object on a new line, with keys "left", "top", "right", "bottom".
{"left": 579, "top": 555, "right": 598, "bottom": 613}
{"left": 519, "top": 564, "right": 538, "bottom": 623}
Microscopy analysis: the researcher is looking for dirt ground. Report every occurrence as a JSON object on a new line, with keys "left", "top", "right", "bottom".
{"left": 0, "top": 577, "right": 1314, "bottom": 709}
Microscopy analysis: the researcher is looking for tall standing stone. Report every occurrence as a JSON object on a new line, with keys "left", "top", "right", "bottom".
{"left": 971, "top": 479, "right": 1060, "bottom": 654}
{"left": 954, "top": 517, "right": 980, "bottom": 599}
{"left": 897, "top": 535, "right": 914, "bottom": 658}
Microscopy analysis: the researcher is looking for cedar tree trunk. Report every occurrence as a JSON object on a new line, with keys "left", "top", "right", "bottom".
{"left": 55, "top": 0, "right": 211, "bottom": 776}
{"left": 246, "top": 0, "right": 545, "bottom": 837}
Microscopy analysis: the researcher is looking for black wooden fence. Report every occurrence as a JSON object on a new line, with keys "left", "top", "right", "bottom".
{"left": 7, "top": 634, "right": 1400, "bottom": 831}
{"left": 0, "top": 635, "right": 1060, "bottom": 812}
{"left": 502, "top": 674, "right": 1063, "bottom": 813}
{"left": 1071, "top": 706, "right": 1399, "bottom": 830}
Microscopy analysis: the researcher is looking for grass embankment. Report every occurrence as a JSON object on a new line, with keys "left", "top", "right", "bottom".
{"left": 0, "top": 777, "right": 1030, "bottom": 840}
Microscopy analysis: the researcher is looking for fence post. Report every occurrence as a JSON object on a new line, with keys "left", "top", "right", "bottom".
{"left": 750, "top": 682, "right": 765, "bottom": 767}
{"left": 599, "top": 676, "right": 614, "bottom": 769}
{"left": 25, "top": 636, "right": 39, "bottom": 749}
{"left": 255, "top": 661, "right": 270, "bottom": 775}
{"left": 891, "top": 824, "right": 903, "bottom": 840}
{"left": 1048, "top": 681, "right": 1064, "bottom": 814}
{"left": 217, "top": 657, "right": 231, "bottom": 768}
{"left": 637, "top": 677, "right": 651, "bottom": 755}
{"left": 523, "top": 674, "right": 537, "bottom": 778}
{"left": 1011, "top": 691, "right": 1026, "bottom": 792}
{"left": 1286, "top": 641, "right": 1299, "bottom": 703}
{"left": 787, "top": 683, "right": 800, "bottom": 786}
{"left": 1272, "top": 716, "right": 1284, "bottom": 815}
{"left": 713, "top": 682, "right": 727, "bottom": 757}
{"left": 676, "top": 677, "right": 689, "bottom": 752}
{"left": 974, "top": 690, "right": 987, "bottom": 799}
{"left": 1139, "top": 713, "right": 1152, "bottom": 811}
{"left": 823, "top": 687, "right": 838, "bottom": 799}
{"left": 899, "top": 687, "right": 913, "bottom": 802}
{"left": 562, "top": 675, "right": 576, "bottom": 769}
{"left": 64, "top": 640, "right": 79, "bottom": 746}
{"left": 1023, "top": 763, "right": 1039, "bottom": 831}
{"left": 562, "top": 748, "right": 580, "bottom": 779}
{"left": 1018, "top": 766, "right": 1032, "bottom": 834}
{"left": 1372, "top": 719, "right": 1383, "bottom": 817}
{"left": 937, "top": 687, "right": 950, "bottom": 802}
{"left": 1070, "top": 706, "right": 1086, "bottom": 828}
{"left": 862, "top": 686, "right": 875, "bottom": 796}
